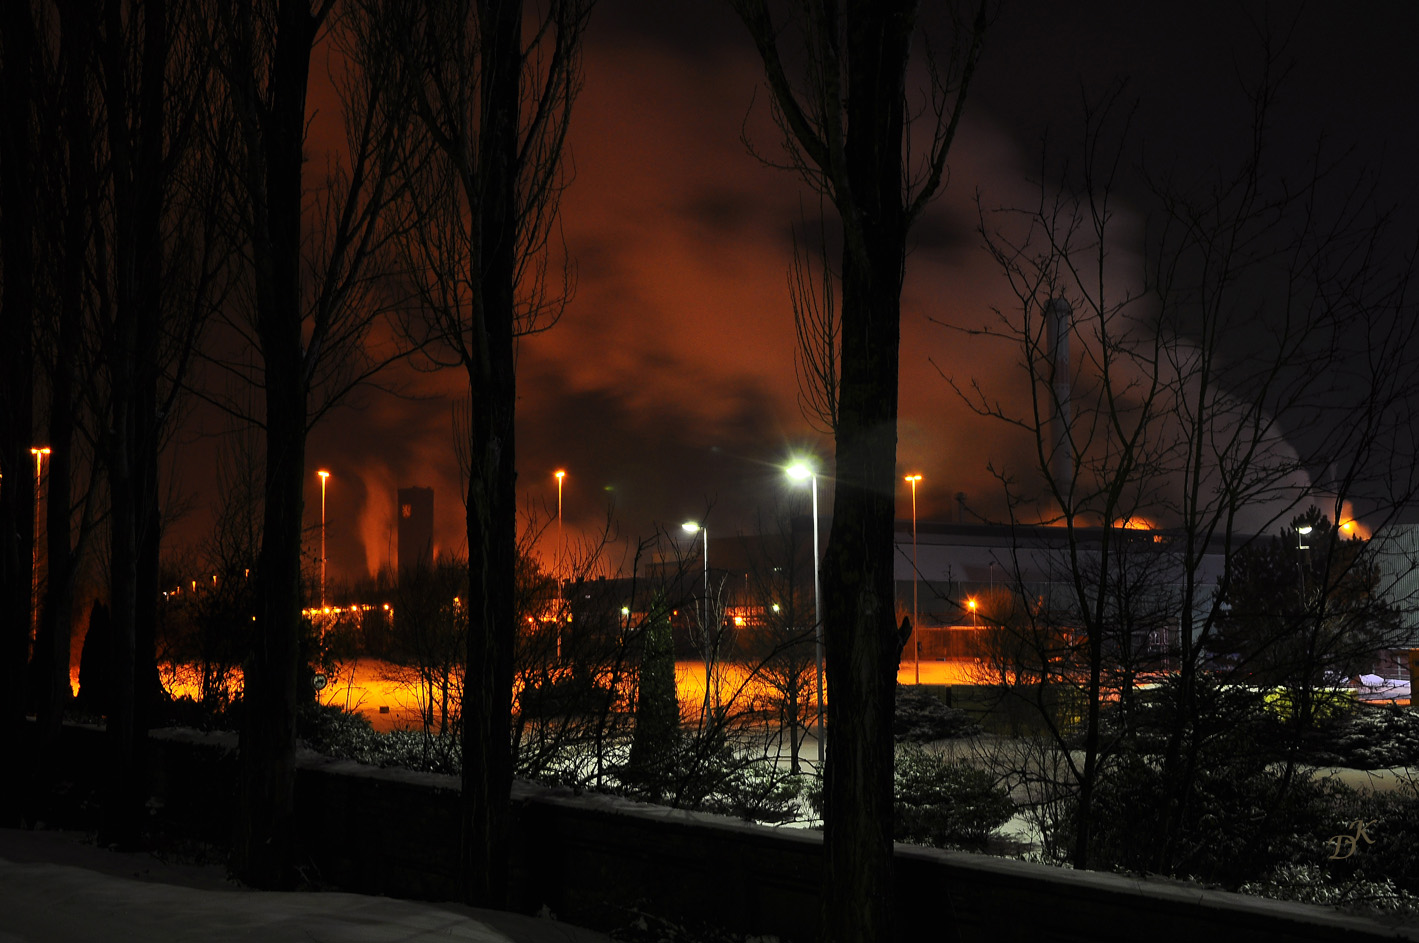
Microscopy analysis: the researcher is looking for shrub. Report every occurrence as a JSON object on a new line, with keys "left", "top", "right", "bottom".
{"left": 1241, "top": 863, "right": 1419, "bottom": 918}
{"left": 893, "top": 744, "right": 1014, "bottom": 848}
{"left": 894, "top": 687, "right": 982, "bottom": 742}
{"left": 1321, "top": 705, "right": 1419, "bottom": 769}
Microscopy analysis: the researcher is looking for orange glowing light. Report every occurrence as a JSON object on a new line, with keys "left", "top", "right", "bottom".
{"left": 904, "top": 473, "right": 922, "bottom": 484}
{"left": 967, "top": 598, "right": 977, "bottom": 611}
{"left": 554, "top": 469, "right": 566, "bottom": 481}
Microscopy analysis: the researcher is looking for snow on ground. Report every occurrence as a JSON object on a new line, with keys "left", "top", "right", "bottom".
{"left": 0, "top": 828, "right": 609, "bottom": 943}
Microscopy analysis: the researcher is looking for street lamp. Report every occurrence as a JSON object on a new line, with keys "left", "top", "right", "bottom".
{"left": 317, "top": 470, "right": 330, "bottom": 607}
{"left": 905, "top": 473, "right": 922, "bottom": 684}
{"left": 967, "top": 596, "right": 978, "bottom": 627}
{"left": 1297, "top": 524, "right": 1313, "bottom": 598}
{"left": 555, "top": 469, "right": 566, "bottom": 577}
{"left": 30, "top": 446, "right": 50, "bottom": 638}
{"left": 787, "top": 461, "right": 825, "bottom": 763}
{"left": 682, "top": 520, "right": 712, "bottom": 715}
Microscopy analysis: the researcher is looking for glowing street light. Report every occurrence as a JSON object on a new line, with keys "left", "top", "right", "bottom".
{"left": 682, "top": 520, "right": 713, "bottom": 716}
{"left": 967, "top": 596, "right": 978, "bottom": 627}
{"left": 30, "top": 446, "right": 50, "bottom": 638}
{"left": 904, "top": 474, "right": 922, "bottom": 684}
{"left": 787, "top": 460, "right": 825, "bottom": 763}
{"left": 317, "top": 470, "right": 330, "bottom": 607}
{"left": 555, "top": 469, "right": 567, "bottom": 582}
{"left": 1297, "top": 523, "right": 1314, "bottom": 597}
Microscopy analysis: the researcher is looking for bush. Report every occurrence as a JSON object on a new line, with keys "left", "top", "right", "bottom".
{"left": 893, "top": 744, "right": 1014, "bottom": 848}
{"left": 1241, "top": 863, "right": 1419, "bottom": 918}
{"left": 894, "top": 687, "right": 982, "bottom": 742}
{"left": 1263, "top": 685, "right": 1356, "bottom": 724}
{"left": 295, "top": 701, "right": 463, "bottom": 774}
{"left": 1319, "top": 705, "right": 1419, "bottom": 769}
{"left": 706, "top": 762, "right": 807, "bottom": 824}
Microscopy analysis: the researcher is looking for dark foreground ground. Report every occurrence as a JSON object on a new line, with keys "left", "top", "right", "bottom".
{"left": 0, "top": 826, "right": 610, "bottom": 943}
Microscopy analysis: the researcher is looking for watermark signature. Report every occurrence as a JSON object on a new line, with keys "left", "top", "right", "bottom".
{"left": 1326, "top": 819, "right": 1378, "bottom": 860}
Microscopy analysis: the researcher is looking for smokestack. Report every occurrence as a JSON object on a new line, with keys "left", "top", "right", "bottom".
{"left": 1045, "top": 297, "right": 1072, "bottom": 498}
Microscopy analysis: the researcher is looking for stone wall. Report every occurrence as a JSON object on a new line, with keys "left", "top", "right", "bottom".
{"left": 33, "top": 725, "right": 1419, "bottom": 942}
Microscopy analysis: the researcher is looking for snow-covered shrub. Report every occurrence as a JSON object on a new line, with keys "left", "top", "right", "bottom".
{"left": 892, "top": 744, "right": 1014, "bottom": 848}
{"left": 894, "top": 687, "right": 983, "bottom": 742}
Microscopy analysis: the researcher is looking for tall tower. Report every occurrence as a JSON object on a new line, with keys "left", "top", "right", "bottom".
{"left": 397, "top": 486, "right": 434, "bottom": 574}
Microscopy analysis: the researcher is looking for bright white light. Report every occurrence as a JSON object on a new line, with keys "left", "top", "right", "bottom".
{"left": 682, "top": 521, "right": 700, "bottom": 534}
{"left": 786, "top": 462, "right": 813, "bottom": 481}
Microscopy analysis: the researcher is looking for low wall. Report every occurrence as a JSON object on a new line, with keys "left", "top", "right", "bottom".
{"left": 26, "top": 725, "right": 1419, "bottom": 942}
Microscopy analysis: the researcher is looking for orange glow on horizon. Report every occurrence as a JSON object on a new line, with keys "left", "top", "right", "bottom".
{"left": 1335, "top": 501, "right": 1371, "bottom": 540}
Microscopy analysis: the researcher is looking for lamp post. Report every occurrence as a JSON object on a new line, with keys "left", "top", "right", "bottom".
{"left": 317, "top": 470, "right": 330, "bottom": 607}
{"left": 968, "top": 596, "right": 978, "bottom": 627}
{"left": 905, "top": 474, "right": 922, "bottom": 684}
{"left": 787, "top": 461, "right": 825, "bottom": 763}
{"left": 682, "top": 520, "right": 712, "bottom": 716}
{"left": 30, "top": 446, "right": 50, "bottom": 638}
{"left": 1297, "top": 523, "right": 1313, "bottom": 600}
{"left": 555, "top": 470, "right": 567, "bottom": 659}
{"left": 555, "top": 469, "right": 566, "bottom": 579}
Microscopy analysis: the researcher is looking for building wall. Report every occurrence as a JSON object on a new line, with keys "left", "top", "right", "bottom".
{"left": 396, "top": 486, "right": 434, "bottom": 573}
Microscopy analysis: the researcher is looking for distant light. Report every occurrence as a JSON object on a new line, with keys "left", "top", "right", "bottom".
{"left": 317, "top": 469, "right": 330, "bottom": 480}
{"left": 904, "top": 473, "right": 922, "bottom": 484}
{"left": 621, "top": 606, "right": 630, "bottom": 616}
{"left": 554, "top": 469, "right": 566, "bottom": 481}
{"left": 1298, "top": 525, "right": 1314, "bottom": 535}
{"left": 967, "top": 598, "right": 977, "bottom": 611}
{"left": 682, "top": 521, "right": 701, "bottom": 534}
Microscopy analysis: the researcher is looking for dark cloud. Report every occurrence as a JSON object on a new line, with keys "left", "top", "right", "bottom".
{"left": 167, "top": 2, "right": 1419, "bottom": 585}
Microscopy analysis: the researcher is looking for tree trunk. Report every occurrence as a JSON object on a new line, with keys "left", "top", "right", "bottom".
{"left": 819, "top": 6, "right": 914, "bottom": 936}
{"left": 233, "top": 0, "right": 318, "bottom": 889}
{"left": 236, "top": 373, "right": 306, "bottom": 887}
{"left": 0, "top": 0, "right": 37, "bottom": 830}
{"left": 95, "top": 0, "right": 170, "bottom": 851}
{"left": 459, "top": 0, "right": 522, "bottom": 906}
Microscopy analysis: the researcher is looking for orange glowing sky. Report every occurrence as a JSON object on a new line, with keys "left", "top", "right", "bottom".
{"left": 167, "top": 2, "right": 1419, "bottom": 584}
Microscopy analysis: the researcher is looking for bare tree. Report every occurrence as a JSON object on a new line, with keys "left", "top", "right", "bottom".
{"left": 204, "top": 0, "right": 412, "bottom": 886}
{"left": 383, "top": 0, "right": 591, "bottom": 907}
{"left": 730, "top": 2, "right": 989, "bottom": 936}
{"left": 386, "top": 552, "right": 467, "bottom": 745}
{"left": 957, "top": 55, "right": 1419, "bottom": 873}
{"left": 740, "top": 509, "right": 818, "bottom": 774}
{"left": 0, "top": 0, "right": 40, "bottom": 828}
{"left": 80, "top": 0, "right": 232, "bottom": 848}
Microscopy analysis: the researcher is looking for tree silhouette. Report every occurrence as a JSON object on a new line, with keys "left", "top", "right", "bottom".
{"left": 731, "top": 2, "right": 989, "bottom": 936}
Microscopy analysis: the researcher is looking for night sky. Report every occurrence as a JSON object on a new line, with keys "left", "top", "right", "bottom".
{"left": 169, "top": 2, "right": 1419, "bottom": 585}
